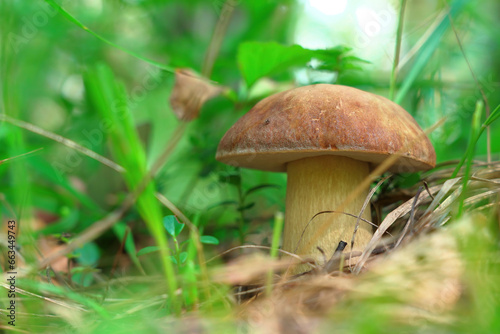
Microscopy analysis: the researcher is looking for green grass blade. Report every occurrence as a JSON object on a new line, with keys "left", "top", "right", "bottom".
{"left": 395, "top": 0, "right": 467, "bottom": 104}
{"left": 266, "top": 211, "right": 284, "bottom": 296}
{"left": 0, "top": 114, "right": 125, "bottom": 173}
{"left": 389, "top": 0, "right": 407, "bottom": 101}
{"left": 483, "top": 103, "right": 500, "bottom": 127}
{"left": 452, "top": 103, "right": 500, "bottom": 178}
{"left": 84, "top": 64, "right": 179, "bottom": 313}
{"left": 457, "top": 100, "right": 483, "bottom": 218}
{"left": 18, "top": 279, "right": 110, "bottom": 319}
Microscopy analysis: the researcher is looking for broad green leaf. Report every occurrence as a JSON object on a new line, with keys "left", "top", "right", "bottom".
{"left": 237, "top": 202, "right": 255, "bottom": 212}
{"left": 238, "top": 42, "right": 366, "bottom": 88}
{"left": 238, "top": 42, "right": 312, "bottom": 87}
{"left": 73, "top": 242, "right": 100, "bottom": 266}
{"left": 71, "top": 271, "right": 95, "bottom": 288}
{"left": 179, "top": 252, "right": 188, "bottom": 264}
{"left": 200, "top": 235, "right": 219, "bottom": 245}
{"left": 163, "top": 215, "right": 184, "bottom": 237}
{"left": 312, "top": 49, "right": 369, "bottom": 72}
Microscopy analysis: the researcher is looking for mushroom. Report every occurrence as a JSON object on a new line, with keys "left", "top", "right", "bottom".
{"left": 216, "top": 84, "right": 436, "bottom": 272}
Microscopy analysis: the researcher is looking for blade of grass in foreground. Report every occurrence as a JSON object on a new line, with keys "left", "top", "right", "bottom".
{"left": 451, "top": 103, "right": 500, "bottom": 178}
{"left": 83, "top": 64, "right": 179, "bottom": 313}
{"left": 266, "top": 212, "right": 284, "bottom": 296}
{"left": 44, "top": 0, "right": 175, "bottom": 73}
{"left": 0, "top": 114, "right": 125, "bottom": 173}
{"left": 17, "top": 279, "right": 110, "bottom": 319}
{"left": 456, "top": 100, "right": 483, "bottom": 218}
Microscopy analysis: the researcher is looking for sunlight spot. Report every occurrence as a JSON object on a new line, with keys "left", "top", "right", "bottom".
{"left": 307, "top": 0, "right": 347, "bottom": 16}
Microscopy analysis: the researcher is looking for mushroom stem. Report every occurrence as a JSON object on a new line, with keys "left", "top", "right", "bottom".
{"left": 284, "top": 155, "right": 372, "bottom": 272}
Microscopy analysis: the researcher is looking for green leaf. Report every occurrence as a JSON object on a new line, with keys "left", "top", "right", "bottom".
{"left": 163, "top": 215, "right": 184, "bottom": 237}
{"left": 200, "top": 235, "right": 219, "bottom": 245}
{"left": 238, "top": 42, "right": 312, "bottom": 87}
{"left": 39, "top": 209, "right": 79, "bottom": 236}
{"left": 179, "top": 252, "right": 188, "bottom": 264}
{"left": 238, "top": 42, "right": 367, "bottom": 88}
{"left": 137, "top": 246, "right": 160, "bottom": 257}
{"left": 73, "top": 242, "right": 100, "bottom": 266}
{"left": 457, "top": 100, "right": 484, "bottom": 217}
{"left": 311, "top": 49, "right": 369, "bottom": 72}
{"left": 207, "top": 200, "right": 239, "bottom": 211}
{"left": 238, "top": 202, "right": 255, "bottom": 212}
{"left": 71, "top": 271, "right": 95, "bottom": 288}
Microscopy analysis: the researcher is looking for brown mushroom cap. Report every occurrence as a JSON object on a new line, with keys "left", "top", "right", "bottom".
{"left": 216, "top": 84, "right": 436, "bottom": 173}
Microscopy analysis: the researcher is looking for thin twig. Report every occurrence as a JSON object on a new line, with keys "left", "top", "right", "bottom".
{"left": 423, "top": 181, "right": 434, "bottom": 200}
{"left": 0, "top": 283, "right": 87, "bottom": 311}
{"left": 0, "top": 114, "right": 125, "bottom": 173}
{"left": 205, "top": 245, "right": 317, "bottom": 270}
{"left": 394, "top": 186, "right": 423, "bottom": 248}
{"left": 110, "top": 227, "right": 129, "bottom": 279}
{"left": 354, "top": 183, "right": 442, "bottom": 274}
{"left": 350, "top": 174, "right": 392, "bottom": 258}
{"left": 202, "top": 0, "right": 238, "bottom": 78}
{"left": 0, "top": 147, "right": 44, "bottom": 164}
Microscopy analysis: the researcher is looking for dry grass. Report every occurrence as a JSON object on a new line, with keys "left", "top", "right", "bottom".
{"left": 211, "top": 160, "right": 500, "bottom": 332}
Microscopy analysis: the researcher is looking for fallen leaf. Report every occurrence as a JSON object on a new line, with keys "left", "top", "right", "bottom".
{"left": 169, "top": 69, "right": 222, "bottom": 121}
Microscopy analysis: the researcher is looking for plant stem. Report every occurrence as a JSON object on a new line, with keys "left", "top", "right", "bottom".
{"left": 389, "top": 0, "right": 407, "bottom": 101}
{"left": 173, "top": 236, "right": 180, "bottom": 264}
{"left": 266, "top": 212, "right": 284, "bottom": 296}
{"left": 457, "top": 100, "right": 483, "bottom": 218}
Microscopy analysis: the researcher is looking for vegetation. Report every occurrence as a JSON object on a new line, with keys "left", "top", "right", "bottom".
{"left": 0, "top": 0, "right": 499, "bottom": 332}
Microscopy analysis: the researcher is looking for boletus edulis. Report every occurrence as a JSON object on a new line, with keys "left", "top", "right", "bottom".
{"left": 216, "top": 84, "right": 436, "bottom": 273}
